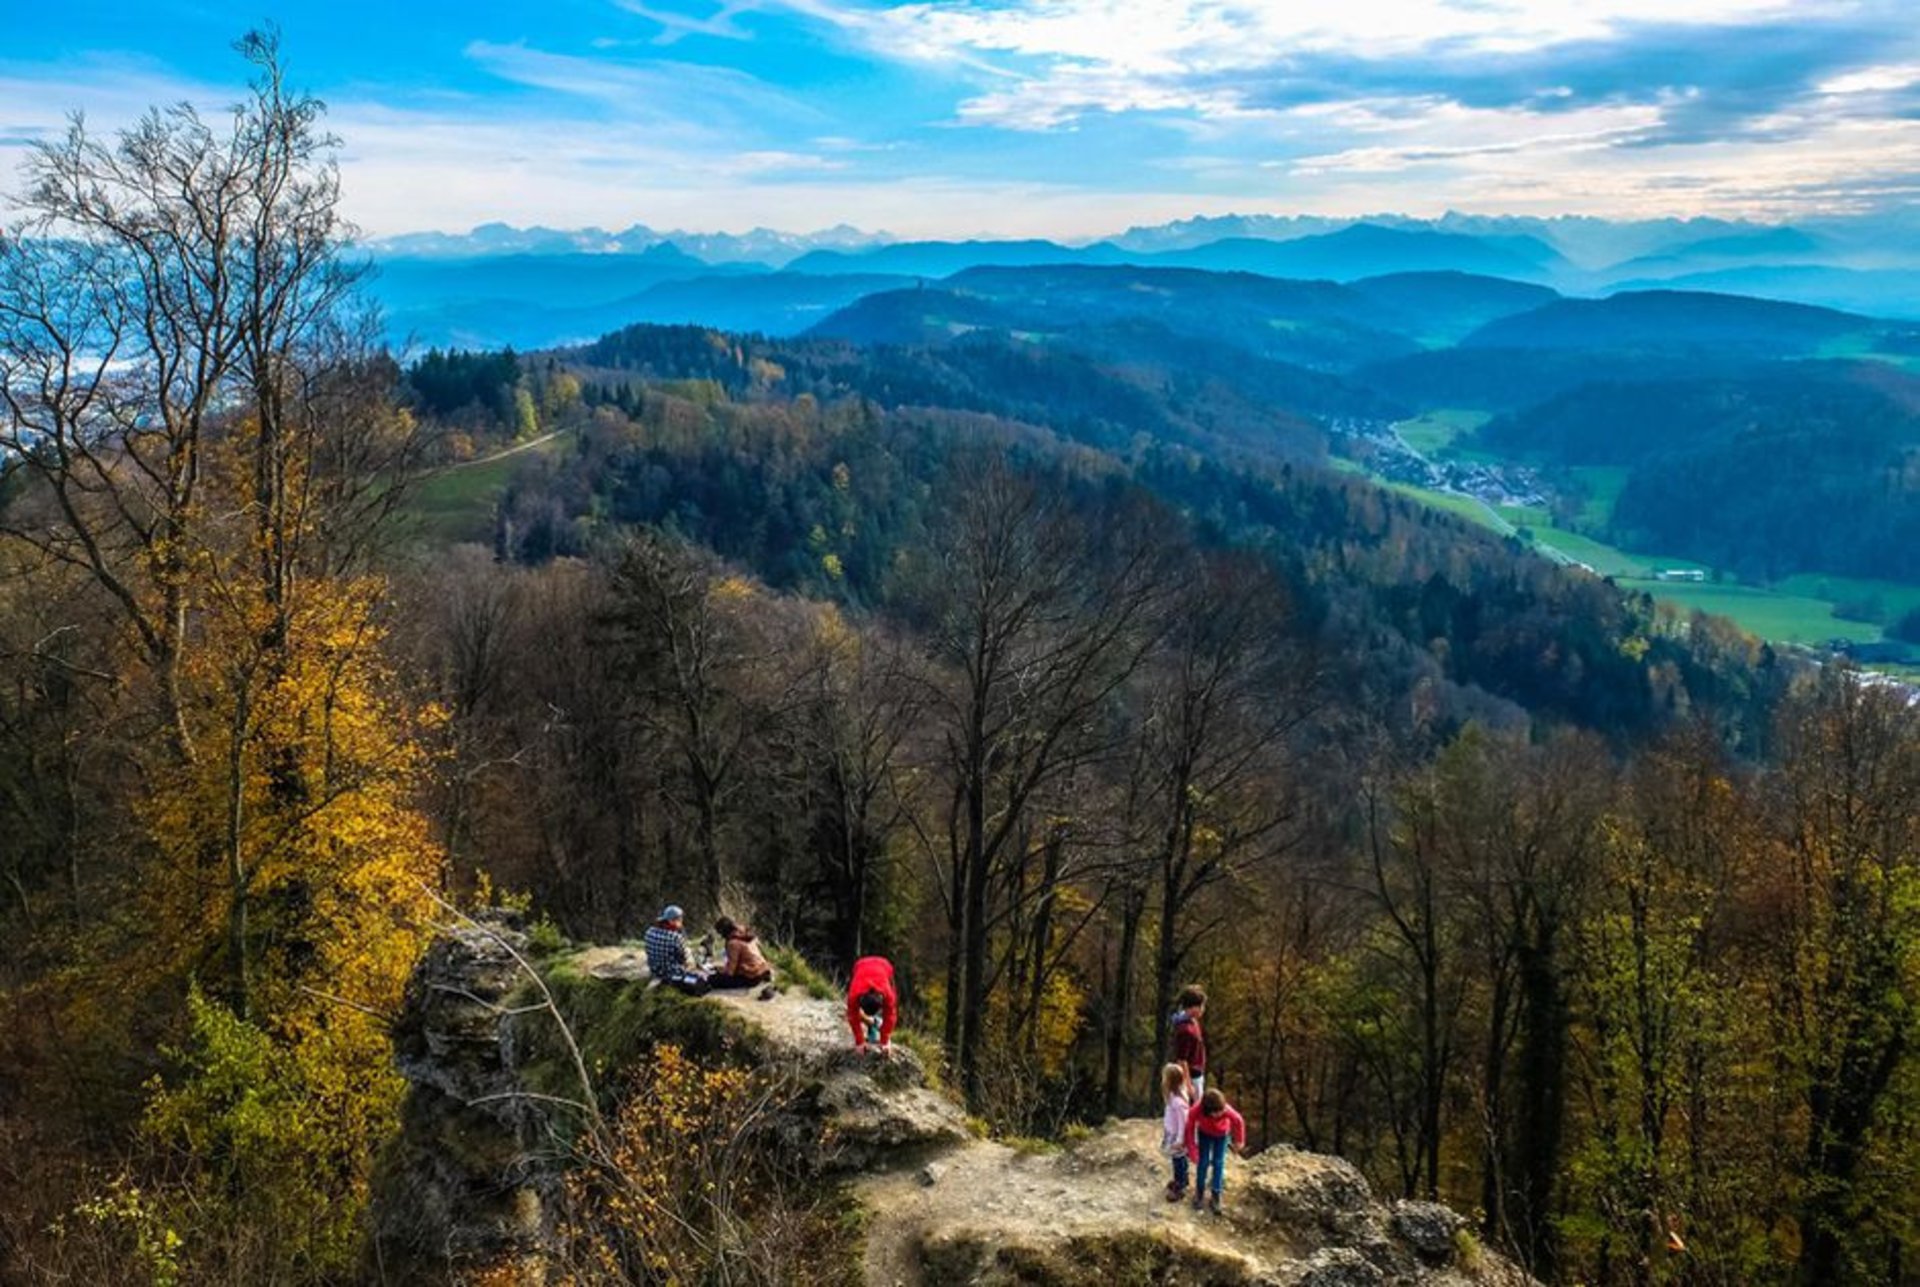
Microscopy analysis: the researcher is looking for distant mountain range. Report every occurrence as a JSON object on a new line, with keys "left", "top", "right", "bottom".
{"left": 370, "top": 220, "right": 881, "bottom": 264}
{"left": 364, "top": 210, "right": 1920, "bottom": 351}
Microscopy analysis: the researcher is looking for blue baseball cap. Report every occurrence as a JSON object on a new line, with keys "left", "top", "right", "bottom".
{"left": 660, "top": 904, "right": 684, "bottom": 922}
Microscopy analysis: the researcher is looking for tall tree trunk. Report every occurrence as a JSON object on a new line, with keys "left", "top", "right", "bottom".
{"left": 1150, "top": 872, "right": 1181, "bottom": 1100}
{"left": 224, "top": 675, "right": 253, "bottom": 1018}
{"left": 1022, "top": 829, "right": 1064, "bottom": 1058}
{"left": 1104, "top": 883, "right": 1146, "bottom": 1116}
{"left": 1420, "top": 935, "right": 1443, "bottom": 1201}
{"left": 1514, "top": 939, "right": 1568, "bottom": 1278}
{"left": 957, "top": 686, "right": 991, "bottom": 1101}
{"left": 959, "top": 801, "right": 990, "bottom": 1102}
{"left": 1481, "top": 966, "right": 1514, "bottom": 1247}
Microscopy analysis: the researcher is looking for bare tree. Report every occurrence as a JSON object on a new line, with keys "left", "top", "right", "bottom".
{"left": 910, "top": 455, "right": 1173, "bottom": 1103}
{"left": 0, "top": 31, "right": 417, "bottom": 759}
{"left": 1137, "top": 550, "right": 1317, "bottom": 1100}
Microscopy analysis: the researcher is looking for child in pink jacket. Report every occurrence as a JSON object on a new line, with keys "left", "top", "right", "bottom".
{"left": 1160, "top": 1063, "right": 1198, "bottom": 1201}
{"left": 1182, "top": 1086, "right": 1247, "bottom": 1214}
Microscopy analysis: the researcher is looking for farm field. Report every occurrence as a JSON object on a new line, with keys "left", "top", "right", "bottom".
{"left": 1394, "top": 408, "right": 1491, "bottom": 457}
{"left": 1386, "top": 480, "right": 1513, "bottom": 531}
{"left": 1617, "top": 579, "right": 1883, "bottom": 646}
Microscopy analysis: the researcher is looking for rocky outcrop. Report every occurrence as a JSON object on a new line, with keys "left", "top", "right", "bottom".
{"left": 371, "top": 913, "right": 561, "bottom": 1277}
{"left": 372, "top": 923, "right": 1530, "bottom": 1286}
{"left": 860, "top": 1119, "right": 1530, "bottom": 1286}
{"left": 370, "top": 916, "right": 970, "bottom": 1279}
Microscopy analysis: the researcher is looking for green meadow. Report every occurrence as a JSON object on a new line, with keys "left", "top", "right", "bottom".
{"left": 406, "top": 432, "right": 570, "bottom": 544}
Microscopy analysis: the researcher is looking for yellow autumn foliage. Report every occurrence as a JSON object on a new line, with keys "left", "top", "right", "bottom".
{"left": 117, "top": 566, "right": 442, "bottom": 1278}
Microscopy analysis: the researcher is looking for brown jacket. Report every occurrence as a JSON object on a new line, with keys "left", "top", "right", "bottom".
{"left": 723, "top": 931, "right": 772, "bottom": 982}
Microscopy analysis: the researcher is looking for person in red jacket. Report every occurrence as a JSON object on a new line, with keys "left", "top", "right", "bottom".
{"left": 1181, "top": 1086, "right": 1247, "bottom": 1215}
{"left": 846, "top": 956, "right": 898, "bottom": 1054}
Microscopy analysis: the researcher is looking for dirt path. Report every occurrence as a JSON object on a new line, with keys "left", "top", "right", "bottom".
{"left": 434, "top": 429, "right": 564, "bottom": 473}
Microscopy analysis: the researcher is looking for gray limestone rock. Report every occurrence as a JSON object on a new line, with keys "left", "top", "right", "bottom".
{"left": 1392, "top": 1201, "right": 1467, "bottom": 1265}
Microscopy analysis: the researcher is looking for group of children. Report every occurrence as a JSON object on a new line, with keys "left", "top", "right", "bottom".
{"left": 1159, "top": 984, "right": 1248, "bottom": 1214}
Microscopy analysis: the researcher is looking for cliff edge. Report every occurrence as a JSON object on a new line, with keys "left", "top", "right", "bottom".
{"left": 371, "top": 917, "right": 1531, "bottom": 1286}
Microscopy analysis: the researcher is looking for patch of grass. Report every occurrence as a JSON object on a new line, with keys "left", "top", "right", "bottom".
{"left": 765, "top": 944, "right": 837, "bottom": 1000}
{"left": 1566, "top": 465, "right": 1629, "bottom": 528}
{"left": 526, "top": 915, "right": 569, "bottom": 957}
{"left": 1534, "top": 528, "right": 1684, "bottom": 578}
{"left": 989, "top": 1229, "right": 1253, "bottom": 1286}
{"left": 1775, "top": 574, "right": 1920, "bottom": 623}
{"left": 513, "top": 959, "right": 763, "bottom": 1130}
{"left": 403, "top": 433, "right": 568, "bottom": 544}
{"left": 1394, "top": 409, "right": 1489, "bottom": 458}
{"left": 893, "top": 1028, "right": 950, "bottom": 1089}
{"left": 1623, "top": 579, "right": 1877, "bottom": 645}
{"left": 1004, "top": 1134, "right": 1063, "bottom": 1157}
{"left": 1384, "top": 481, "right": 1512, "bottom": 534}
{"left": 1454, "top": 1226, "right": 1485, "bottom": 1270}
{"left": 1495, "top": 501, "right": 1550, "bottom": 529}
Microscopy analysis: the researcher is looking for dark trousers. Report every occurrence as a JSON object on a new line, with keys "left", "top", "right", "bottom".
{"left": 1170, "top": 1152, "right": 1190, "bottom": 1191}
{"left": 709, "top": 971, "right": 770, "bottom": 990}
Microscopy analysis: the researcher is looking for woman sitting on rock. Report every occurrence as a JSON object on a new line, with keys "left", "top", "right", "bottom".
{"left": 709, "top": 916, "right": 774, "bottom": 991}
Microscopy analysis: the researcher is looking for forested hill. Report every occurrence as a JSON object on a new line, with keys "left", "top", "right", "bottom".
{"left": 435, "top": 322, "right": 1790, "bottom": 747}
{"left": 1479, "top": 361, "right": 1920, "bottom": 581}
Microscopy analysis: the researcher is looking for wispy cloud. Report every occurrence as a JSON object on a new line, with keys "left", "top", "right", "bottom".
{"left": 463, "top": 40, "right": 822, "bottom": 128}
{"left": 608, "top": 0, "right": 759, "bottom": 45}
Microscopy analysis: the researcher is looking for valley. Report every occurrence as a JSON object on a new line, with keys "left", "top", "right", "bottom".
{"left": 1345, "top": 406, "right": 1920, "bottom": 673}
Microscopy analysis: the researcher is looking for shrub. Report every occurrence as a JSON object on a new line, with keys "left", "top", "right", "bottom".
{"left": 766, "top": 944, "right": 836, "bottom": 1000}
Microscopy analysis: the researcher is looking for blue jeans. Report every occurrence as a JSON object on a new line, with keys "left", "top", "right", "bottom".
{"left": 1170, "top": 1152, "right": 1190, "bottom": 1191}
{"left": 1195, "top": 1131, "right": 1229, "bottom": 1196}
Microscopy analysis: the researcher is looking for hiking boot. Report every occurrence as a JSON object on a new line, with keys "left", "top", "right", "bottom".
{"left": 757, "top": 984, "right": 777, "bottom": 1001}
{"left": 1191, "top": 1192, "right": 1205, "bottom": 1210}
{"left": 1208, "top": 1193, "right": 1222, "bottom": 1215}
{"left": 1164, "top": 1181, "right": 1184, "bottom": 1202}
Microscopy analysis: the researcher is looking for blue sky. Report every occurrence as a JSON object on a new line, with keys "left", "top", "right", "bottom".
{"left": 4, "top": 1, "right": 1919, "bottom": 237}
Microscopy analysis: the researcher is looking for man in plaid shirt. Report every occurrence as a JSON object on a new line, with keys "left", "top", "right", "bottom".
{"left": 644, "top": 904, "right": 710, "bottom": 994}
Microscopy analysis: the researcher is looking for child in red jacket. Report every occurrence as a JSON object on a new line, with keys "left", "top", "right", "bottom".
{"left": 846, "top": 956, "right": 898, "bottom": 1053}
{"left": 1181, "top": 1086, "right": 1246, "bottom": 1214}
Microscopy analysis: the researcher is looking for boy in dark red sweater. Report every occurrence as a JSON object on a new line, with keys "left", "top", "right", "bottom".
{"left": 1169, "top": 984, "right": 1208, "bottom": 1096}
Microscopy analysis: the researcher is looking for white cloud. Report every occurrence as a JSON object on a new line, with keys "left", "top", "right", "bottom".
{"left": 1820, "top": 62, "right": 1920, "bottom": 94}
{"left": 791, "top": 0, "right": 1825, "bottom": 68}
{"left": 1283, "top": 97, "right": 1666, "bottom": 174}
{"left": 3, "top": 7, "right": 1918, "bottom": 240}
{"left": 775, "top": 0, "right": 1837, "bottom": 126}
